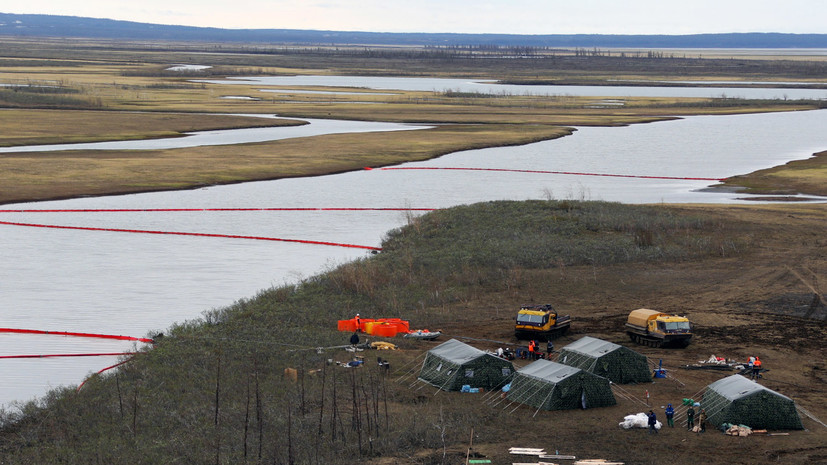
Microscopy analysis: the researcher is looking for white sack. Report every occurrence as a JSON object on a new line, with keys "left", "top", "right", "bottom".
{"left": 619, "top": 412, "right": 661, "bottom": 430}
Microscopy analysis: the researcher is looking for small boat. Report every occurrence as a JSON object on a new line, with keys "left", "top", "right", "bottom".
{"left": 403, "top": 329, "right": 442, "bottom": 341}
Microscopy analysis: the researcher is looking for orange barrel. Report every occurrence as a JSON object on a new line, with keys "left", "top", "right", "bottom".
{"left": 373, "top": 324, "right": 398, "bottom": 338}
{"left": 377, "top": 318, "right": 410, "bottom": 332}
{"left": 338, "top": 320, "right": 358, "bottom": 332}
{"left": 358, "top": 318, "right": 375, "bottom": 332}
{"left": 363, "top": 321, "right": 379, "bottom": 335}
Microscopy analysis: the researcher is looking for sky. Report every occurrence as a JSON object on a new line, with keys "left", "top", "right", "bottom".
{"left": 1, "top": 0, "right": 825, "bottom": 35}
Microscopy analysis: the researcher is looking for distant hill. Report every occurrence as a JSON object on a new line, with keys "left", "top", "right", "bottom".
{"left": 2, "top": 12, "right": 827, "bottom": 48}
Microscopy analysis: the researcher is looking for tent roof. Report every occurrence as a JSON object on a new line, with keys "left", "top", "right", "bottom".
{"left": 427, "top": 338, "right": 487, "bottom": 365}
{"left": 516, "top": 359, "right": 582, "bottom": 383}
{"left": 560, "top": 336, "right": 622, "bottom": 358}
{"left": 707, "top": 374, "right": 794, "bottom": 402}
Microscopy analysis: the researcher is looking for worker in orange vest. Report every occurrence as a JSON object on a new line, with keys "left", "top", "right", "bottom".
{"left": 355, "top": 313, "right": 362, "bottom": 332}
{"left": 752, "top": 356, "right": 762, "bottom": 379}
{"left": 528, "top": 340, "right": 536, "bottom": 359}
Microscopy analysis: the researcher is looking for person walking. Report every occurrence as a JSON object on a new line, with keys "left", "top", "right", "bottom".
{"left": 699, "top": 408, "right": 708, "bottom": 433}
{"left": 665, "top": 403, "right": 675, "bottom": 428}
{"left": 546, "top": 340, "right": 554, "bottom": 358}
{"left": 753, "top": 357, "right": 762, "bottom": 380}
{"left": 377, "top": 356, "right": 390, "bottom": 374}
{"left": 686, "top": 404, "right": 696, "bottom": 430}
{"left": 648, "top": 410, "right": 658, "bottom": 434}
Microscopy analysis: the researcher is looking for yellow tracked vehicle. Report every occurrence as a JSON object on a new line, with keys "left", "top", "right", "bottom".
{"left": 514, "top": 304, "right": 571, "bottom": 341}
{"left": 626, "top": 308, "right": 692, "bottom": 348}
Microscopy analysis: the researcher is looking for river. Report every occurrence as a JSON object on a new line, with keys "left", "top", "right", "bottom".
{"left": 198, "top": 75, "right": 827, "bottom": 100}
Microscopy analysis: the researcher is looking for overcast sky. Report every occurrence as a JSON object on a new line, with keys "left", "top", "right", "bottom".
{"left": 2, "top": 0, "right": 825, "bottom": 35}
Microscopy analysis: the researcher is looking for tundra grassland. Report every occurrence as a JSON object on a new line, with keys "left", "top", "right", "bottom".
{"left": 0, "top": 200, "right": 824, "bottom": 465}
{"left": 0, "top": 38, "right": 826, "bottom": 465}
{"left": 1, "top": 37, "right": 826, "bottom": 203}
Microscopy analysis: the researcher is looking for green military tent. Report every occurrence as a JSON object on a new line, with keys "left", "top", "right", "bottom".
{"left": 506, "top": 359, "right": 616, "bottom": 411}
{"left": 418, "top": 339, "right": 515, "bottom": 391}
{"left": 702, "top": 375, "right": 803, "bottom": 430}
{"left": 557, "top": 336, "right": 651, "bottom": 384}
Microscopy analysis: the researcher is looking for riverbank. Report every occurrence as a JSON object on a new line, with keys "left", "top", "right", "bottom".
{"left": 721, "top": 150, "right": 827, "bottom": 197}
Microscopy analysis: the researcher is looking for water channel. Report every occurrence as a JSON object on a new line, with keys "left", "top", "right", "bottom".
{"left": 1, "top": 79, "right": 826, "bottom": 407}
{"left": 199, "top": 75, "right": 827, "bottom": 100}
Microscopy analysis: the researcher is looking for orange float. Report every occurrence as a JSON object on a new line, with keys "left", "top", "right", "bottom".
{"left": 337, "top": 317, "right": 410, "bottom": 337}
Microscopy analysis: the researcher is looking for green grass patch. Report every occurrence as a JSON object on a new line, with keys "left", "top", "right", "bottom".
{"left": 0, "top": 87, "right": 96, "bottom": 108}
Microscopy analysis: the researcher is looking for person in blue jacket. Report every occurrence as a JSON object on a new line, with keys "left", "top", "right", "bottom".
{"left": 648, "top": 410, "right": 658, "bottom": 434}
{"left": 665, "top": 403, "right": 675, "bottom": 427}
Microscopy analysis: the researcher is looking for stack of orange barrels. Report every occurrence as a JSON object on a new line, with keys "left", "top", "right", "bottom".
{"left": 337, "top": 317, "right": 409, "bottom": 337}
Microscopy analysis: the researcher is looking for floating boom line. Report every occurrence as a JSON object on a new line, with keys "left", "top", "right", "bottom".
{"left": 0, "top": 207, "right": 437, "bottom": 213}
{"left": 366, "top": 166, "right": 727, "bottom": 182}
{"left": 0, "top": 327, "right": 154, "bottom": 343}
{"left": 0, "top": 220, "right": 382, "bottom": 251}
{"left": 0, "top": 352, "right": 136, "bottom": 360}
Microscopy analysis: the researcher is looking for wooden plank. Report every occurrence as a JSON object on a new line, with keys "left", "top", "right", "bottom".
{"left": 540, "top": 455, "right": 577, "bottom": 460}
{"left": 510, "top": 448, "right": 547, "bottom": 455}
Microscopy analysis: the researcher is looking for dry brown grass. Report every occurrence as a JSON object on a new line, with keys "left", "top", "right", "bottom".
{"left": 1, "top": 37, "right": 825, "bottom": 204}
{"left": 722, "top": 150, "right": 827, "bottom": 196}
{"left": 0, "top": 124, "right": 571, "bottom": 204}
{"left": 0, "top": 109, "right": 301, "bottom": 146}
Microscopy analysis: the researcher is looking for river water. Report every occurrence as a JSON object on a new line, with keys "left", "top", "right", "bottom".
{"left": 0, "top": 117, "right": 428, "bottom": 153}
{"left": 0, "top": 88, "right": 826, "bottom": 408}
{"left": 199, "top": 75, "right": 827, "bottom": 100}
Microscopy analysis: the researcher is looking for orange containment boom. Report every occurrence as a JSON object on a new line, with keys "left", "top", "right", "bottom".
{"left": 0, "top": 352, "right": 136, "bottom": 359}
{"left": 337, "top": 318, "right": 410, "bottom": 337}
{"left": 77, "top": 357, "right": 136, "bottom": 391}
{"left": 0, "top": 327, "right": 154, "bottom": 343}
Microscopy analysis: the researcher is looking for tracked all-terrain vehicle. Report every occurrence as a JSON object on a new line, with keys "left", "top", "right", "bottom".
{"left": 514, "top": 304, "right": 571, "bottom": 341}
{"left": 625, "top": 308, "right": 692, "bottom": 348}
